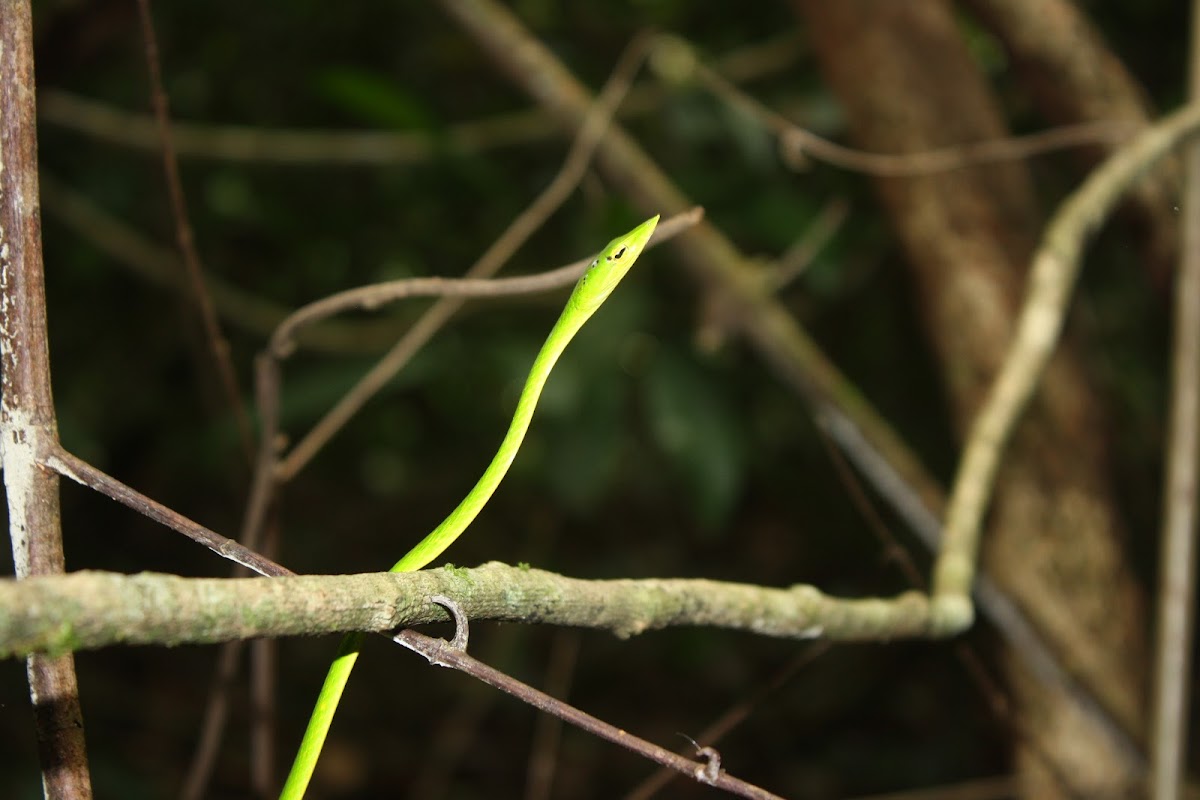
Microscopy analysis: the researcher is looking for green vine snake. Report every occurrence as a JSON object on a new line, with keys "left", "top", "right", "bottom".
{"left": 280, "top": 215, "right": 660, "bottom": 798}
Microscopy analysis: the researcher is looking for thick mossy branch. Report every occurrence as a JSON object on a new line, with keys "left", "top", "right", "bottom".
{"left": 0, "top": 562, "right": 932, "bottom": 657}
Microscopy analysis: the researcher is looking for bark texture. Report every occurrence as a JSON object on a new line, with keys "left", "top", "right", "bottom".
{"left": 792, "top": 1, "right": 1145, "bottom": 796}
{"left": 1, "top": 0, "right": 92, "bottom": 796}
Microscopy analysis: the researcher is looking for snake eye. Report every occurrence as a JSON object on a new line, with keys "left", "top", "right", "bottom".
{"left": 614, "top": 246, "right": 627, "bottom": 260}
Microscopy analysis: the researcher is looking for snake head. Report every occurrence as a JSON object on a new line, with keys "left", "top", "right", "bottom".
{"left": 567, "top": 215, "right": 660, "bottom": 316}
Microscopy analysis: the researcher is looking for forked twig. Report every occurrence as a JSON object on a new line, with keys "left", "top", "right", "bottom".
{"left": 932, "top": 101, "right": 1200, "bottom": 633}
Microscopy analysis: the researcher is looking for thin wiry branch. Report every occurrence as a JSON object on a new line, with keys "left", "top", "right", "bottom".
{"left": 394, "top": 621, "right": 785, "bottom": 800}
{"left": 35, "top": 33, "right": 803, "bottom": 165}
{"left": 134, "top": 0, "right": 253, "bottom": 461}
{"left": 44, "top": 446, "right": 289, "bottom": 579}
{"left": 265, "top": 32, "right": 660, "bottom": 484}
{"left": 650, "top": 34, "right": 1138, "bottom": 177}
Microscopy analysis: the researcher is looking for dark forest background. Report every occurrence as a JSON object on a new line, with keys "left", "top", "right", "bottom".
{"left": 0, "top": 1, "right": 1191, "bottom": 798}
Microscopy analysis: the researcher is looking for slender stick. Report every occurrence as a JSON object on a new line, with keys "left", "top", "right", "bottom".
{"left": 624, "top": 643, "right": 831, "bottom": 800}
{"left": 1149, "top": 6, "right": 1200, "bottom": 798}
{"left": 44, "top": 446, "right": 291, "bottom": 579}
{"left": 179, "top": 641, "right": 244, "bottom": 800}
{"left": 524, "top": 630, "right": 581, "bottom": 799}
{"left": 132, "top": 5, "right": 278, "bottom": 789}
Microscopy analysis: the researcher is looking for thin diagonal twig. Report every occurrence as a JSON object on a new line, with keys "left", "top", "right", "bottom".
{"left": 179, "top": 640, "right": 243, "bottom": 800}
{"left": 43, "top": 445, "right": 289, "bottom": 579}
{"left": 248, "top": 209, "right": 702, "bottom": 557}
{"left": 129, "top": 18, "right": 280, "bottom": 784}
{"left": 267, "top": 207, "right": 703, "bottom": 362}
{"left": 270, "top": 31, "right": 658, "bottom": 484}
{"left": 395, "top": 615, "right": 786, "bottom": 800}
{"left": 623, "top": 642, "right": 831, "bottom": 800}
{"left": 133, "top": 0, "right": 254, "bottom": 461}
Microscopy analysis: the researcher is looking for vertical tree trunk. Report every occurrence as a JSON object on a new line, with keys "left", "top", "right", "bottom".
{"left": 1, "top": 0, "right": 92, "bottom": 796}
{"left": 792, "top": 1, "right": 1145, "bottom": 796}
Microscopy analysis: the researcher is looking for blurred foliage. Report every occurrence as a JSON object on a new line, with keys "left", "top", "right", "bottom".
{"left": 0, "top": 1, "right": 1186, "bottom": 798}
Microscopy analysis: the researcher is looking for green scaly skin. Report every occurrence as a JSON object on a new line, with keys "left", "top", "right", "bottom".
{"left": 279, "top": 215, "right": 660, "bottom": 799}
